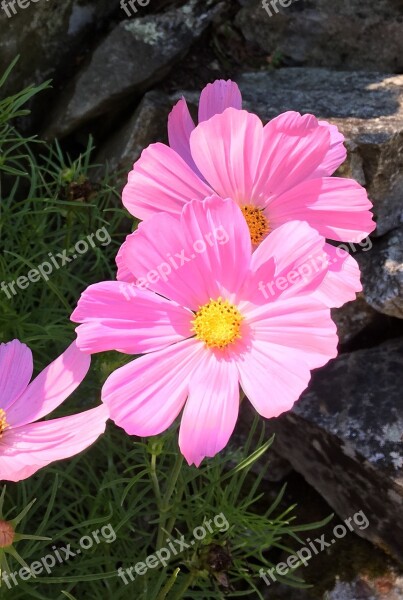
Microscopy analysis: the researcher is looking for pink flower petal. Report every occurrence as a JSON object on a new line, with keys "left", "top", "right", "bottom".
{"left": 6, "top": 341, "right": 91, "bottom": 428}
{"left": 179, "top": 351, "right": 240, "bottom": 466}
{"left": 252, "top": 112, "right": 331, "bottom": 203}
{"left": 102, "top": 338, "right": 205, "bottom": 437}
{"left": 311, "top": 121, "right": 347, "bottom": 177}
{"left": 122, "top": 143, "right": 213, "bottom": 220}
{"left": 313, "top": 243, "right": 362, "bottom": 308}
{"left": 198, "top": 79, "right": 242, "bottom": 123}
{"left": 168, "top": 97, "right": 198, "bottom": 172}
{"left": 190, "top": 108, "right": 263, "bottom": 204}
{"left": 121, "top": 196, "right": 251, "bottom": 310}
{"left": 240, "top": 220, "right": 328, "bottom": 305}
{"left": 71, "top": 281, "right": 193, "bottom": 355}
{"left": 0, "top": 340, "right": 32, "bottom": 411}
{"left": 268, "top": 177, "right": 376, "bottom": 242}
{"left": 116, "top": 238, "right": 135, "bottom": 283}
{"left": 0, "top": 405, "right": 108, "bottom": 482}
{"left": 237, "top": 298, "right": 338, "bottom": 418}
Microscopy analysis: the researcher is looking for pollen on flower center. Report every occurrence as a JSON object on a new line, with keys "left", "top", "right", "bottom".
{"left": 0, "top": 409, "right": 8, "bottom": 437}
{"left": 192, "top": 297, "right": 243, "bottom": 349}
{"left": 240, "top": 205, "right": 270, "bottom": 245}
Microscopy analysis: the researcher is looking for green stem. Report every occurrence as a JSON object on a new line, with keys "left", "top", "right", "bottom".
{"left": 156, "top": 454, "right": 184, "bottom": 550}
{"left": 171, "top": 571, "right": 196, "bottom": 600}
{"left": 150, "top": 452, "right": 162, "bottom": 508}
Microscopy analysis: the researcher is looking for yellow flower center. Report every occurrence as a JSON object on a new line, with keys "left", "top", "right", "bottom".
{"left": 192, "top": 297, "right": 243, "bottom": 349}
{"left": 0, "top": 409, "right": 8, "bottom": 437}
{"left": 241, "top": 204, "right": 270, "bottom": 245}
{"left": 0, "top": 521, "right": 15, "bottom": 548}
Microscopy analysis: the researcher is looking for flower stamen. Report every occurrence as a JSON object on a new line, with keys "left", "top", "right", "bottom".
{"left": 241, "top": 205, "right": 270, "bottom": 245}
{"left": 192, "top": 297, "right": 243, "bottom": 349}
{"left": 0, "top": 409, "right": 8, "bottom": 438}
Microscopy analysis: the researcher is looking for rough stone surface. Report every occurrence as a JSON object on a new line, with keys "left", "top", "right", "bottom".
{"left": 95, "top": 90, "right": 171, "bottom": 185}
{"left": 0, "top": 1, "right": 116, "bottom": 94}
{"left": 252, "top": 338, "right": 403, "bottom": 563}
{"left": 236, "top": 0, "right": 403, "bottom": 73}
{"left": 357, "top": 228, "right": 403, "bottom": 319}
{"left": 236, "top": 69, "right": 403, "bottom": 237}
{"left": 265, "top": 572, "right": 403, "bottom": 599}
{"left": 45, "top": 0, "right": 223, "bottom": 138}
{"left": 332, "top": 294, "right": 379, "bottom": 346}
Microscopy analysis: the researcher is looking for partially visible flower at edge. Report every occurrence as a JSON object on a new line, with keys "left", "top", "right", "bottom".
{"left": 0, "top": 340, "right": 108, "bottom": 482}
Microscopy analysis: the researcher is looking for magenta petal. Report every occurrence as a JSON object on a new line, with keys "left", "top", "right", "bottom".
{"left": 253, "top": 111, "right": 331, "bottom": 203}
{"left": 116, "top": 238, "right": 135, "bottom": 283}
{"left": 102, "top": 338, "right": 204, "bottom": 437}
{"left": 179, "top": 351, "right": 240, "bottom": 467}
{"left": 122, "top": 143, "right": 213, "bottom": 220}
{"left": 168, "top": 97, "right": 198, "bottom": 172}
{"left": 268, "top": 177, "right": 376, "bottom": 242}
{"left": 6, "top": 341, "right": 91, "bottom": 428}
{"left": 0, "top": 404, "right": 108, "bottom": 482}
{"left": 71, "top": 281, "right": 193, "bottom": 355}
{"left": 313, "top": 243, "right": 362, "bottom": 308}
{"left": 237, "top": 298, "right": 338, "bottom": 418}
{"left": 0, "top": 340, "right": 33, "bottom": 411}
{"left": 240, "top": 220, "right": 328, "bottom": 305}
{"left": 190, "top": 108, "right": 263, "bottom": 203}
{"left": 311, "top": 121, "right": 347, "bottom": 177}
{"left": 122, "top": 196, "right": 251, "bottom": 310}
{"left": 198, "top": 79, "right": 242, "bottom": 123}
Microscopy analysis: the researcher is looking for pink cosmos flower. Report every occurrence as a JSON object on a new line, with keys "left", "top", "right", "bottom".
{"left": 123, "top": 82, "right": 375, "bottom": 247}
{"left": 0, "top": 340, "right": 108, "bottom": 482}
{"left": 167, "top": 79, "right": 345, "bottom": 182}
{"left": 72, "top": 196, "right": 339, "bottom": 467}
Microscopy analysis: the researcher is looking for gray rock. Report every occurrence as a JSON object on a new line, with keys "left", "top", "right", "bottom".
{"left": 45, "top": 0, "right": 223, "bottom": 138}
{"left": 0, "top": 1, "right": 116, "bottom": 94}
{"left": 236, "top": 1, "right": 403, "bottom": 73}
{"left": 254, "top": 338, "right": 403, "bottom": 563}
{"left": 332, "top": 294, "right": 378, "bottom": 345}
{"left": 264, "top": 572, "right": 403, "bottom": 599}
{"left": 95, "top": 90, "right": 172, "bottom": 186}
{"left": 357, "top": 228, "right": 403, "bottom": 319}
{"left": 236, "top": 69, "right": 403, "bottom": 237}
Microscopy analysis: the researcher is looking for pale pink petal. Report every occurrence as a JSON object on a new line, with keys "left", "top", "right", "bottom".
{"left": 313, "top": 244, "right": 362, "bottom": 308}
{"left": 311, "top": 121, "right": 347, "bottom": 177}
{"left": 0, "top": 405, "right": 108, "bottom": 482}
{"left": 237, "top": 298, "right": 338, "bottom": 418}
{"left": 252, "top": 112, "right": 331, "bottom": 204}
{"left": 102, "top": 338, "right": 205, "bottom": 437}
{"left": 71, "top": 281, "right": 193, "bottom": 355}
{"left": 268, "top": 177, "right": 376, "bottom": 242}
{"left": 240, "top": 221, "right": 328, "bottom": 306}
{"left": 168, "top": 97, "right": 198, "bottom": 172}
{"left": 122, "top": 143, "right": 213, "bottom": 220}
{"left": 190, "top": 108, "right": 263, "bottom": 204}
{"left": 0, "top": 340, "right": 32, "bottom": 411}
{"left": 6, "top": 341, "right": 91, "bottom": 428}
{"left": 179, "top": 351, "right": 240, "bottom": 466}
{"left": 198, "top": 79, "right": 242, "bottom": 123}
{"left": 122, "top": 196, "right": 251, "bottom": 310}
{"left": 116, "top": 239, "right": 135, "bottom": 283}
